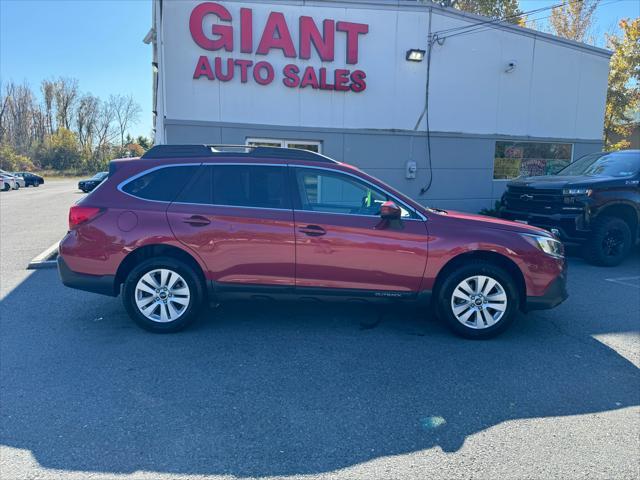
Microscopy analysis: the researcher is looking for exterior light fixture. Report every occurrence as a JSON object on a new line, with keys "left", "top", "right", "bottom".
{"left": 406, "top": 49, "right": 426, "bottom": 62}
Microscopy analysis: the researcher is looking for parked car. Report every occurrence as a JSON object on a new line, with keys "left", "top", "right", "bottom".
{"left": 58, "top": 145, "right": 567, "bottom": 338}
{"left": 1, "top": 173, "right": 16, "bottom": 191}
{"left": 500, "top": 150, "right": 640, "bottom": 266}
{"left": 78, "top": 172, "right": 108, "bottom": 193}
{"left": 14, "top": 171, "right": 44, "bottom": 187}
{"left": 0, "top": 169, "right": 21, "bottom": 189}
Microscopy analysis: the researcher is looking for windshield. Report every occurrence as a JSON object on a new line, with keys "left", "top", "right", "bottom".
{"left": 557, "top": 152, "right": 640, "bottom": 177}
{"left": 92, "top": 172, "right": 108, "bottom": 180}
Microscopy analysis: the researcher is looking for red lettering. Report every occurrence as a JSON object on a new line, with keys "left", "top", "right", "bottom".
{"left": 336, "top": 21, "right": 368, "bottom": 64}
{"left": 334, "top": 68, "right": 350, "bottom": 91}
{"left": 283, "top": 64, "right": 301, "bottom": 88}
{"left": 300, "top": 66, "right": 319, "bottom": 89}
{"left": 189, "top": 2, "right": 233, "bottom": 52}
{"left": 299, "top": 17, "right": 334, "bottom": 61}
{"left": 234, "top": 59, "right": 253, "bottom": 83}
{"left": 319, "top": 68, "right": 334, "bottom": 90}
{"left": 193, "top": 55, "right": 215, "bottom": 79}
{"left": 256, "top": 12, "right": 296, "bottom": 58}
{"left": 240, "top": 8, "right": 253, "bottom": 53}
{"left": 350, "top": 70, "right": 366, "bottom": 92}
{"left": 214, "top": 57, "right": 234, "bottom": 81}
{"left": 253, "top": 61, "right": 275, "bottom": 85}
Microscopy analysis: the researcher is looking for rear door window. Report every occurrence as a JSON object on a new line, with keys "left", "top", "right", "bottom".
{"left": 122, "top": 165, "right": 199, "bottom": 202}
{"left": 212, "top": 165, "right": 290, "bottom": 209}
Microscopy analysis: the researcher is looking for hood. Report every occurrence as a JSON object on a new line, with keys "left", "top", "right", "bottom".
{"left": 508, "top": 174, "right": 620, "bottom": 190}
{"left": 435, "top": 209, "right": 551, "bottom": 236}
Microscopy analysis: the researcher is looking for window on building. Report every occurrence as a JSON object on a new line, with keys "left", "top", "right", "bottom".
{"left": 212, "top": 165, "right": 290, "bottom": 209}
{"left": 246, "top": 138, "right": 322, "bottom": 153}
{"left": 121, "top": 166, "right": 198, "bottom": 202}
{"left": 493, "top": 141, "right": 573, "bottom": 179}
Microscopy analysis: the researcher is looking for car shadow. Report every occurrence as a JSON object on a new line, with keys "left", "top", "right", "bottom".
{"left": 0, "top": 266, "right": 638, "bottom": 477}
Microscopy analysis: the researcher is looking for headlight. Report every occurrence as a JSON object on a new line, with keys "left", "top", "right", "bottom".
{"left": 563, "top": 188, "right": 592, "bottom": 196}
{"left": 521, "top": 234, "right": 564, "bottom": 258}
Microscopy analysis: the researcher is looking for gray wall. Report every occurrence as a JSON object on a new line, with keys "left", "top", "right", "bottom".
{"left": 164, "top": 120, "right": 603, "bottom": 213}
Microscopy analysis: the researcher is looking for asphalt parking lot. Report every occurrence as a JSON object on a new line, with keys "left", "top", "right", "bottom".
{"left": 1, "top": 179, "right": 639, "bottom": 480}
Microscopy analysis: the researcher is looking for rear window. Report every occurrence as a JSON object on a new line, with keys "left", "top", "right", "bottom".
{"left": 121, "top": 166, "right": 198, "bottom": 202}
{"left": 212, "top": 165, "right": 290, "bottom": 209}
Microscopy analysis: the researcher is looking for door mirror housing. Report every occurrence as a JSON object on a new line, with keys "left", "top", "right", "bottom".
{"left": 380, "top": 201, "right": 401, "bottom": 219}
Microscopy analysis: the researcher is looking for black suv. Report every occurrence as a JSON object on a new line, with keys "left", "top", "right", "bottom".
{"left": 500, "top": 150, "right": 640, "bottom": 266}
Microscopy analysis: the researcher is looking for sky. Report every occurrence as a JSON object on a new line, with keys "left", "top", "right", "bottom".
{"left": 1, "top": 0, "right": 638, "bottom": 139}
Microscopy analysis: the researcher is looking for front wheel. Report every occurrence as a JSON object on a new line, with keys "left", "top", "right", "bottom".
{"left": 436, "top": 261, "right": 519, "bottom": 339}
{"left": 122, "top": 257, "right": 204, "bottom": 333}
{"left": 583, "top": 216, "right": 632, "bottom": 266}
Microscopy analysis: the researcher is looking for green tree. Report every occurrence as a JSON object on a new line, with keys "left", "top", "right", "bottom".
{"left": 549, "top": 0, "right": 599, "bottom": 43}
{"left": 443, "top": 0, "right": 524, "bottom": 25}
{"left": 0, "top": 143, "right": 34, "bottom": 171}
{"left": 604, "top": 18, "right": 640, "bottom": 150}
{"left": 136, "top": 135, "right": 152, "bottom": 150}
{"left": 38, "top": 128, "right": 82, "bottom": 170}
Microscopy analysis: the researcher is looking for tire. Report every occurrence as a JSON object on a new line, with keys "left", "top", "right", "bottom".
{"left": 1, "top": 184, "right": 8, "bottom": 192}
{"left": 436, "top": 261, "right": 520, "bottom": 339}
{"left": 122, "top": 256, "right": 204, "bottom": 333}
{"left": 583, "top": 216, "right": 632, "bottom": 267}
{"left": 14, "top": 183, "right": 19, "bottom": 190}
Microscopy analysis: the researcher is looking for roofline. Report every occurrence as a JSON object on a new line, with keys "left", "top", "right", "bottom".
{"left": 214, "top": 0, "right": 612, "bottom": 58}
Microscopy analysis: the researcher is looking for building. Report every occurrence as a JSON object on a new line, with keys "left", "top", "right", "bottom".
{"left": 146, "top": 0, "right": 611, "bottom": 212}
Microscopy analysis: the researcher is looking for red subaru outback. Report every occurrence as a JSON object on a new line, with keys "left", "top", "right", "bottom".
{"left": 58, "top": 145, "right": 567, "bottom": 338}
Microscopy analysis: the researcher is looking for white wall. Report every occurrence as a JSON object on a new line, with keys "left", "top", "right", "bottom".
{"left": 158, "top": 0, "right": 610, "bottom": 140}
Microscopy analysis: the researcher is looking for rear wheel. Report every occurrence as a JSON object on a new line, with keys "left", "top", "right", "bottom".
{"left": 583, "top": 216, "right": 632, "bottom": 267}
{"left": 122, "top": 257, "right": 203, "bottom": 333}
{"left": 436, "top": 261, "right": 519, "bottom": 339}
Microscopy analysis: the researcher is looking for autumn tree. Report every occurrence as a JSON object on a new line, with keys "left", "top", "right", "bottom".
{"left": 549, "top": 0, "right": 599, "bottom": 43}
{"left": 603, "top": 18, "right": 640, "bottom": 150}
{"left": 53, "top": 77, "right": 79, "bottom": 131}
{"left": 110, "top": 94, "right": 142, "bottom": 147}
{"left": 438, "top": 0, "right": 524, "bottom": 24}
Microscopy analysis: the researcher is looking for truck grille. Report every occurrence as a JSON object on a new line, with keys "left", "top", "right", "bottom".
{"left": 504, "top": 186, "right": 563, "bottom": 214}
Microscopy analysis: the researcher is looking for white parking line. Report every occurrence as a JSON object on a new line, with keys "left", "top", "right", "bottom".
{"left": 605, "top": 276, "right": 640, "bottom": 289}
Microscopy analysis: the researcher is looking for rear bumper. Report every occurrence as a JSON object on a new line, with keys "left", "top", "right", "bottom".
{"left": 57, "top": 256, "right": 118, "bottom": 297}
{"left": 525, "top": 272, "right": 568, "bottom": 311}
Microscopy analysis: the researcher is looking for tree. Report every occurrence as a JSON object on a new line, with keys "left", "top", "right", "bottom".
{"left": 549, "top": 0, "right": 599, "bottom": 43}
{"left": 603, "top": 18, "right": 640, "bottom": 150}
{"left": 53, "top": 78, "right": 79, "bottom": 131}
{"left": 41, "top": 80, "right": 56, "bottom": 135}
{"left": 76, "top": 94, "right": 100, "bottom": 153}
{"left": 109, "top": 94, "right": 142, "bottom": 147}
{"left": 136, "top": 135, "right": 152, "bottom": 150}
{"left": 0, "top": 143, "right": 34, "bottom": 171}
{"left": 38, "top": 128, "right": 82, "bottom": 170}
{"left": 440, "top": 0, "right": 524, "bottom": 25}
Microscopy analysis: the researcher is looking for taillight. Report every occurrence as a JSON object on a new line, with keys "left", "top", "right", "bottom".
{"left": 69, "top": 206, "right": 102, "bottom": 229}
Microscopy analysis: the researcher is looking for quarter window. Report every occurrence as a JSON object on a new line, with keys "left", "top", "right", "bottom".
{"left": 493, "top": 141, "right": 573, "bottom": 179}
{"left": 212, "top": 165, "right": 290, "bottom": 209}
{"left": 295, "top": 168, "right": 413, "bottom": 218}
{"left": 121, "top": 166, "right": 198, "bottom": 202}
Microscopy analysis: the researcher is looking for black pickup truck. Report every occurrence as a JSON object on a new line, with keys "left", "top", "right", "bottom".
{"left": 500, "top": 150, "right": 640, "bottom": 266}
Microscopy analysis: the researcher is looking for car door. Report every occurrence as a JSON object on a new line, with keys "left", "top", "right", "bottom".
{"left": 167, "top": 163, "right": 296, "bottom": 288}
{"left": 292, "top": 167, "right": 429, "bottom": 294}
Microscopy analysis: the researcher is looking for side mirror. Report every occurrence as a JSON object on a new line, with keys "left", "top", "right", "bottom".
{"left": 380, "top": 200, "right": 401, "bottom": 220}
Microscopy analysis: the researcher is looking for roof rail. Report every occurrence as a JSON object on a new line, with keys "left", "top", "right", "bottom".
{"left": 141, "top": 144, "right": 338, "bottom": 163}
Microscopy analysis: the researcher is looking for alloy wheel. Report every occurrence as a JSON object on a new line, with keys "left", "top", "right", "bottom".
{"left": 134, "top": 268, "right": 191, "bottom": 323}
{"left": 450, "top": 275, "right": 508, "bottom": 329}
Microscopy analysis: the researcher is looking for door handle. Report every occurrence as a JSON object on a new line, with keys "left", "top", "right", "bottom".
{"left": 183, "top": 215, "right": 210, "bottom": 227}
{"left": 299, "top": 225, "right": 326, "bottom": 236}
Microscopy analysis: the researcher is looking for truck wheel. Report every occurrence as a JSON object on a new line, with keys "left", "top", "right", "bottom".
{"left": 584, "top": 216, "right": 632, "bottom": 267}
{"left": 436, "top": 261, "right": 519, "bottom": 339}
{"left": 122, "top": 256, "right": 204, "bottom": 333}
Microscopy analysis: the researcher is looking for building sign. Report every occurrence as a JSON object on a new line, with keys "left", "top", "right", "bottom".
{"left": 189, "top": 2, "right": 369, "bottom": 92}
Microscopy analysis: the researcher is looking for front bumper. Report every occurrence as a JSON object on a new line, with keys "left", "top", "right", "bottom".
{"left": 57, "top": 256, "right": 118, "bottom": 297}
{"left": 525, "top": 270, "right": 568, "bottom": 311}
{"left": 500, "top": 209, "right": 589, "bottom": 243}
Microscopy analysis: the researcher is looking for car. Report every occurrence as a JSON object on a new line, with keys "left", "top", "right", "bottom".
{"left": 1, "top": 173, "right": 16, "bottom": 191}
{"left": 0, "top": 169, "right": 22, "bottom": 189}
{"left": 58, "top": 145, "right": 567, "bottom": 339}
{"left": 14, "top": 171, "right": 44, "bottom": 187}
{"left": 499, "top": 150, "right": 640, "bottom": 266}
{"left": 78, "top": 172, "right": 108, "bottom": 193}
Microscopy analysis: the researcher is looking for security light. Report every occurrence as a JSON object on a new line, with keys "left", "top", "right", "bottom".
{"left": 406, "top": 49, "right": 426, "bottom": 62}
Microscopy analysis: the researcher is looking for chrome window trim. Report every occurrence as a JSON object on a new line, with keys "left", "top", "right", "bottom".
{"left": 117, "top": 162, "right": 427, "bottom": 221}
{"left": 292, "top": 165, "right": 427, "bottom": 221}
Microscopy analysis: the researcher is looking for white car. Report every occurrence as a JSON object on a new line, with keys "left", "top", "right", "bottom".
{"left": 0, "top": 169, "right": 22, "bottom": 189}
{"left": 1, "top": 173, "right": 16, "bottom": 191}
